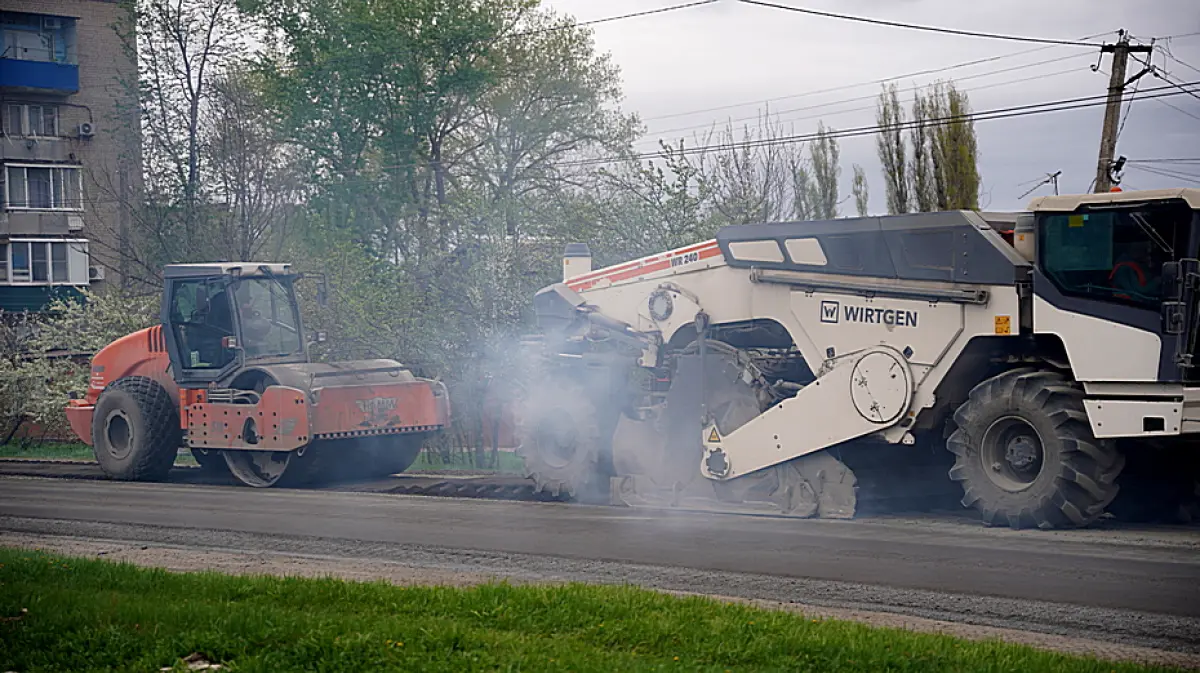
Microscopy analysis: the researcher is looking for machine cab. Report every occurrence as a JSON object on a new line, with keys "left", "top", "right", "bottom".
{"left": 161, "top": 263, "right": 307, "bottom": 387}
{"left": 1029, "top": 189, "right": 1200, "bottom": 382}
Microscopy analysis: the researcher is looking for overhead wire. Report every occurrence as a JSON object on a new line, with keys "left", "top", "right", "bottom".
{"left": 570, "top": 0, "right": 718, "bottom": 28}
{"left": 1126, "top": 157, "right": 1200, "bottom": 164}
{"left": 735, "top": 0, "right": 1104, "bottom": 47}
{"left": 1131, "top": 52, "right": 1200, "bottom": 103}
{"left": 72, "top": 84, "right": 1198, "bottom": 206}
{"left": 639, "top": 31, "right": 1115, "bottom": 123}
{"left": 640, "top": 52, "right": 1093, "bottom": 141}
{"left": 565, "top": 82, "right": 1198, "bottom": 167}
{"left": 1127, "top": 164, "right": 1200, "bottom": 185}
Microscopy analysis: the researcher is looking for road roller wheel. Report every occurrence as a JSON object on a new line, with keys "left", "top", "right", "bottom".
{"left": 91, "top": 376, "right": 180, "bottom": 482}
{"left": 223, "top": 449, "right": 296, "bottom": 488}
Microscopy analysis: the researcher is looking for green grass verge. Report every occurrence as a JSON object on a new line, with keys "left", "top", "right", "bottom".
{"left": 0, "top": 442, "right": 94, "bottom": 460}
{"left": 412, "top": 449, "right": 524, "bottom": 474}
{"left": 0, "top": 442, "right": 519, "bottom": 473}
{"left": 0, "top": 442, "right": 198, "bottom": 466}
{"left": 0, "top": 548, "right": 1175, "bottom": 673}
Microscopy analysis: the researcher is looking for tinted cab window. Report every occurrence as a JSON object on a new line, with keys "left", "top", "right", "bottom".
{"left": 1038, "top": 203, "right": 1192, "bottom": 310}
{"left": 169, "top": 278, "right": 237, "bottom": 370}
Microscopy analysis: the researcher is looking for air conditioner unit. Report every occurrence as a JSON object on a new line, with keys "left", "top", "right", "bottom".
{"left": 89, "top": 265, "right": 105, "bottom": 281}
{"left": 43, "top": 17, "right": 63, "bottom": 30}
{"left": 77, "top": 122, "right": 95, "bottom": 138}
{"left": 67, "top": 215, "right": 83, "bottom": 231}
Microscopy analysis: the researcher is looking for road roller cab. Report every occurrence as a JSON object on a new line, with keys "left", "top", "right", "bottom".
{"left": 66, "top": 263, "right": 450, "bottom": 488}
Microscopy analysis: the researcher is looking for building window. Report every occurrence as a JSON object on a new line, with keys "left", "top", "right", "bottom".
{"left": 3, "top": 103, "right": 58, "bottom": 137}
{"left": 4, "top": 164, "right": 82, "bottom": 210}
{"left": 0, "top": 13, "right": 76, "bottom": 64}
{"left": 1, "top": 239, "right": 88, "bottom": 286}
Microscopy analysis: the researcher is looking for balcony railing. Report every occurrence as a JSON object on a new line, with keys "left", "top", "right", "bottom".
{"left": 0, "top": 58, "right": 79, "bottom": 94}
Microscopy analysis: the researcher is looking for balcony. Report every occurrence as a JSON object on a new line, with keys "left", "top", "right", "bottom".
{"left": 0, "top": 58, "right": 78, "bottom": 94}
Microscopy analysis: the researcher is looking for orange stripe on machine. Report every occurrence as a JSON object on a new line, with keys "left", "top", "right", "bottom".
{"left": 567, "top": 240, "right": 722, "bottom": 292}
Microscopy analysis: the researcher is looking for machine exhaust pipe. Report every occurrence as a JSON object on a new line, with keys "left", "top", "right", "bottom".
{"left": 563, "top": 243, "right": 592, "bottom": 281}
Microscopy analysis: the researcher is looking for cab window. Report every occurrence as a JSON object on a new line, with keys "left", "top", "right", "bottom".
{"left": 1038, "top": 203, "right": 1191, "bottom": 309}
{"left": 169, "top": 278, "right": 237, "bottom": 369}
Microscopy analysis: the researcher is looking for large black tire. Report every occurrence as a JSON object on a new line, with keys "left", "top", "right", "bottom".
{"left": 947, "top": 369, "right": 1124, "bottom": 529}
{"left": 515, "top": 377, "right": 609, "bottom": 502}
{"left": 91, "top": 376, "right": 180, "bottom": 482}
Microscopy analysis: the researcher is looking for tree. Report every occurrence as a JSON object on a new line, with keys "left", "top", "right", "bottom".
{"left": 104, "top": 0, "right": 296, "bottom": 287}
{"left": 247, "top": 0, "right": 639, "bottom": 461}
{"left": 909, "top": 90, "right": 937, "bottom": 213}
{"left": 809, "top": 123, "right": 840, "bottom": 220}
{"left": 201, "top": 69, "right": 302, "bottom": 261}
{"left": 877, "top": 80, "right": 981, "bottom": 214}
{"left": 852, "top": 164, "right": 870, "bottom": 217}
{"left": 929, "top": 82, "right": 981, "bottom": 210}
{"left": 875, "top": 83, "right": 908, "bottom": 214}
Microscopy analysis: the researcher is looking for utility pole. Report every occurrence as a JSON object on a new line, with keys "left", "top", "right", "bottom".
{"left": 1093, "top": 30, "right": 1153, "bottom": 193}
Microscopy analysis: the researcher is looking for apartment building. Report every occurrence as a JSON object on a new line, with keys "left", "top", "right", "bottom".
{"left": 1, "top": 0, "right": 139, "bottom": 312}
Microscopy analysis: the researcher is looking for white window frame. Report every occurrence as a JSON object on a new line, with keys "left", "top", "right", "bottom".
{"left": 3, "top": 162, "right": 83, "bottom": 211}
{"left": 1, "top": 238, "right": 89, "bottom": 286}
{"left": 4, "top": 103, "right": 59, "bottom": 137}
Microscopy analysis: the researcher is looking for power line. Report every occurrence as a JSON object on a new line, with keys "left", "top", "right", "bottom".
{"left": 572, "top": 0, "right": 718, "bottom": 28}
{"left": 638, "top": 61, "right": 1089, "bottom": 147}
{"left": 1115, "top": 66, "right": 1145, "bottom": 143}
{"left": 1163, "top": 51, "right": 1200, "bottom": 77}
{"left": 642, "top": 52, "right": 1091, "bottom": 140}
{"left": 639, "top": 32, "right": 1113, "bottom": 124}
{"left": 736, "top": 0, "right": 1103, "bottom": 47}
{"left": 1128, "top": 164, "right": 1200, "bottom": 185}
{"left": 567, "top": 82, "right": 1197, "bottom": 167}
{"left": 1130, "top": 52, "right": 1200, "bottom": 102}
{"left": 1126, "top": 158, "right": 1200, "bottom": 163}
{"left": 1152, "top": 94, "right": 1200, "bottom": 122}
{"left": 1097, "top": 63, "right": 1200, "bottom": 122}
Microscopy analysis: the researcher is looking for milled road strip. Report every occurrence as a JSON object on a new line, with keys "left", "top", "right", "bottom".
{"left": 2, "top": 528, "right": 1198, "bottom": 669}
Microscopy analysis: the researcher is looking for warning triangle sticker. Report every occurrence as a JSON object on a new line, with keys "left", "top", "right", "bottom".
{"left": 707, "top": 427, "right": 721, "bottom": 443}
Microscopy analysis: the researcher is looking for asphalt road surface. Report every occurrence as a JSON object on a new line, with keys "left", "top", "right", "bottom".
{"left": 2, "top": 475, "right": 1198, "bottom": 655}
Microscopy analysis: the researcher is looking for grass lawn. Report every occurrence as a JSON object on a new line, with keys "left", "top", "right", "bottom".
{"left": 0, "top": 548, "right": 1178, "bottom": 673}
{"left": 0, "top": 442, "right": 95, "bottom": 461}
{"left": 411, "top": 449, "right": 525, "bottom": 474}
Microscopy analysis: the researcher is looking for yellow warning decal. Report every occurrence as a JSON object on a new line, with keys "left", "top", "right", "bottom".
{"left": 1068, "top": 214, "right": 1085, "bottom": 228}
{"left": 994, "top": 315, "right": 1011, "bottom": 335}
{"left": 707, "top": 427, "right": 721, "bottom": 443}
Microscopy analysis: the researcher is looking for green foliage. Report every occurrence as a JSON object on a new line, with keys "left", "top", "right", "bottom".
{"left": 875, "top": 82, "right": 909, "bottom": 215}
{"left": 808, "top": 123, "right": 841, "bottom": 220}
{"left": 0, "top": 548, "right": 1175, "bottom": 673}
{"left": 0, "top": 289, "right": 157, "bottom": 438}
{"left": 876, "top": 81, "right": 981, "bottom": 214}
{"left": 852, "top": 164, "right": 870, "bottom": 217}
{"left": 242, "top": 0, "right": 640, "bottom": 458}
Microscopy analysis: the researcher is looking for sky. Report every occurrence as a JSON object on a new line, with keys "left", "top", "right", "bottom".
{"left": 542, "top": 0, "right": 1200, "bottom": 213}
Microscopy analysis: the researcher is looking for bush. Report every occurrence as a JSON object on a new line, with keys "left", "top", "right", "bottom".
{"left": 0, "top": 289, "right": 157, "bottom": 441}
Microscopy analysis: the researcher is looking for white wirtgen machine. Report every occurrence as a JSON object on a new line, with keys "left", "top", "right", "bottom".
{"left": 516, "top": 189, "right": 1200, "bottom": 529}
